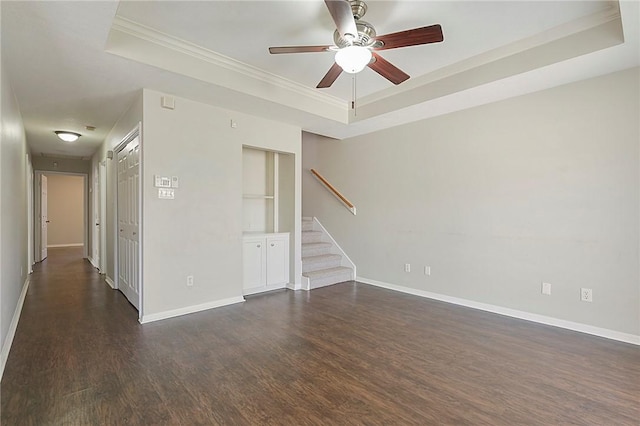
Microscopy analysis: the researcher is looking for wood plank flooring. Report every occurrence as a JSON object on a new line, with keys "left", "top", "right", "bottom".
{"left": 2, "top": 247, "right": 639, "bottom": 425}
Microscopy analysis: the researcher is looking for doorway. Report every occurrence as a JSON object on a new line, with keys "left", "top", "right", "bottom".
{"left": 90, "top": 160, "right": 108, "bottom": 274}
{"left": 34, "top": 171, "right": 88, "bottom": 263}
{"left": 114, "top": 125, "right": 142, "bottom": 312}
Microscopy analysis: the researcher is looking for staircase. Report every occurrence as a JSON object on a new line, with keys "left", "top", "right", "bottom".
{"left": 302, "top": 217, "right": 355, "bottom": 290}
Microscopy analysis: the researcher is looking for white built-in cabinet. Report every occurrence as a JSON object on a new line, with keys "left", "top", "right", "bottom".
{"left": 242, "top": 233, "right": 289, "bottom": 294}
{"left": 242, "top": 147, "right": 293, "bottom": 295}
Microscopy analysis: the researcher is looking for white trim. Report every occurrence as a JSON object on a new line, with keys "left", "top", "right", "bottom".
{"left": 357, "top": 276, "right": 640, "bottom": 346}
{"left": 27, "top": 154, "right": 34, "bottom": 274}
{"left": 139, "top": 296, "right": 245, "bottom": 324}
{"left": 313, "top": 217, "right": 356, "bottom": 279}
{"left": 111, "top": 16, "right": 346, "bottom": 111}
{"left": 287, "top": 281, "right": 302, "bottom": 291}
{"left": 299, "top": 275, "right": 311, "bottom": 291}
{"left": 34, "top": 171, "right": 90, "bottom": 261}
{"left": 105, "top": 276, "right": 116, "bottom": 289}
{"left": 99, "top": 161, "right": 107, "bottom": 275}
{"left": 88, "top": 256, "right": 99, "bottom": 269}
{"left": 0, "top": 277, "right": 30, "bottom": 380}
{"left": 113, "top": 123, "right": 143, "bottom": 319}
{"left": 360, "top": 5, "right": 622, "bottom": 107}
{"left": 244, "top": 283, "right": 286, "bottom": 296}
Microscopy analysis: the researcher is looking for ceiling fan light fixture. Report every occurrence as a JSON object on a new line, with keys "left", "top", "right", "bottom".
{"left": 54, "top": 131, "right": 81, "bottom": 142}
{"left": 335, "top": 46, "right": 372, "bottom": 74}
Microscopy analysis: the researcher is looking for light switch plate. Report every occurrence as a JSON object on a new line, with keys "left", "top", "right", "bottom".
{"left": 158, "top": 188, "right": 175, "bottom": 199}
{"left": 155, "top": 175, "right": 171, "bottom": 188}
{"left": 171, "top": 176, "right": 179, "bottom": 188}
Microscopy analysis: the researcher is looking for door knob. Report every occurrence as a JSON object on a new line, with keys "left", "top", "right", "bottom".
{"left": 95, "top": 223, "right": 100, "bottom": 226}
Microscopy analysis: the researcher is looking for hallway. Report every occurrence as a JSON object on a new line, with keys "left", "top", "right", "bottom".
{"left": 1, "top": 247, "right": 141, "bottom": 423}
{"left": 2, "top": 248, "right": 640, "bottom": 425}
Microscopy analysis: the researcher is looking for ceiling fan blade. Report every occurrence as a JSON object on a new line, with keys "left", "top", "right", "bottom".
{"left": 269, "top": 45, "right": 333, "bottom": 54}
{"left": 316, "top": 63, "right": 343, "bottom": 88}
{"left": 368, "top": 52, "right": 409, "bottom": 85}
{"left": 324, "top": 0, "right": 358, "bottom": 41}
{"left": 375, "top": 24, "right": 444, "bottom": 51}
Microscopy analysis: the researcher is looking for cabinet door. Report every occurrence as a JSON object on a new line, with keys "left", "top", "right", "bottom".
{"left": 243, "top": 238, "right": 266, "bottom": 289}
{"left": 266, "top": 236, "right": 289, "bottom": 285}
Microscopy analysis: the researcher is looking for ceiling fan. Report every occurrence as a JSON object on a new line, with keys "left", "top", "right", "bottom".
{"left": 269, "top": 0, "right": 444, "bottom": 89}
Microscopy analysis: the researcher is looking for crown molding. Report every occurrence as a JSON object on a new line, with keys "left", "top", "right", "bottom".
{"left": 111, "top": 16, "right": 347, "bottom": 112}
{"left": 359, "top": 4, "right": 622, "bottom": 107}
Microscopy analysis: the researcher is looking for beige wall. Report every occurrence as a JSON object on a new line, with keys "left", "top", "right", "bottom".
{"left": 32, "top": 156, "right": 90, "bottom": 174}
{"left": 45, "top": 174, "right": 84, "bottom": 247}
{"left": 1, "top": 59, "right": 30, "bottom": 375}
{"left": 95, "top": 89, "right": 302, "bottom": 321}
{"left": 302, "top": 67, "right": 640, "bottom": 337}
{"left": 141, "top": 89, "right": 302, "bottom": 320}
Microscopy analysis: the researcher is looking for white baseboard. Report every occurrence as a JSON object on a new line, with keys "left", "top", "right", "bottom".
{"left": 88, "top": 256, "right": 98, "bottom": 269}
{"left": 287, "top": 281, "right": 302, "bottom": 291}
{"left": 105, "top": 276, "right": 116, "bottom": 289}
{"left": 300, "top": 275, "right": 310, "bottom": 291}
{"left": 357, "top": 276, "right": 640, "bottom": 346}
{"left": 244, "top": 283, "right": 286, "bottom": 296}
{"left": 47, "top": 243, "right": 83, "bottom": 248}
{"left": 1, "top": 277, "right": 30, "bottom": 380}
{"left": 139, "top": 296, "right": 245, "bottom": 324}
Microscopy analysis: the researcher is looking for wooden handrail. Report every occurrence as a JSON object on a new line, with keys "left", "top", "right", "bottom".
{"left": 310, "top": 169, "right": 356, "bottom": 215}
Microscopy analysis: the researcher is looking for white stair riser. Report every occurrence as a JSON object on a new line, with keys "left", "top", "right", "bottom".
{"left": 302, "top": 256, "right": 342, "bottom": 273}
{"left": 301, "top": 217, "right": 355, "bottom": 291}
{"left": 309, "top": 271, "right": 353, "bottom": 289}
{"left": 302, "top": 231, "right": 323, "bottom": 244}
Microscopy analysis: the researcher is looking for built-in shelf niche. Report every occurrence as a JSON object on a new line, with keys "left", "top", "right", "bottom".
{"left": 243, "top": 147, "right": 287, "bottom": 234}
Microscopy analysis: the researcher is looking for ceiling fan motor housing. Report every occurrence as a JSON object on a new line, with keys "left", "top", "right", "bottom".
{"left": 333, "top": 20, "right": 376, "bottom": 48}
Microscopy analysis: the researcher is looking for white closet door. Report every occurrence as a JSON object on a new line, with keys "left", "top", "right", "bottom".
{"left": 117, "top": 136, "right": 140, "bottom": 309}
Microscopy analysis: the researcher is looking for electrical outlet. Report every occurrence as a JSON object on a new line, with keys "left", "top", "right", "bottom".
{"left": 580, "top": 288, "right": 593, "bottom": 302}
{"left": 424, "top": 266, "right": 431, "bottom": 276}
{"left": 542, "top": 282, "right": 551, "bottom": 295}
{"left": 404, "top": 263, "right": 411, "bottom": 273}
{"left": 187, "top": 275, "right": 194, "bottom": 287}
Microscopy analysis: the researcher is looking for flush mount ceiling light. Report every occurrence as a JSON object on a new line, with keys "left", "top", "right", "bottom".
{"left": 54, "top": 131, "right": 81, "bottom": 142}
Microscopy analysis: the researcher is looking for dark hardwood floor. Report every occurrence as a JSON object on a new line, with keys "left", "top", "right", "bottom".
{"left": 2, "top": 247, "right": 639, "bottom": 425}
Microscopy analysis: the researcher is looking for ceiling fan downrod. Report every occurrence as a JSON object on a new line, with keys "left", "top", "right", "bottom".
{"left": 350, "top": 0, "right": 367, "bottom": 20}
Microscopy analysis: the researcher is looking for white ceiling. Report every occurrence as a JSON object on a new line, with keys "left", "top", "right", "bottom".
{"left": 1, "top": 1, "right": 638, "bottom": 158}
{"left": 115, "top": 0, "right": 611, "bottom": 99}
